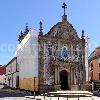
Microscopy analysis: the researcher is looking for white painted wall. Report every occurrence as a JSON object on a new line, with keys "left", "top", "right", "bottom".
{"left": 16, "top": 30, "right": 39, "bottom": 79}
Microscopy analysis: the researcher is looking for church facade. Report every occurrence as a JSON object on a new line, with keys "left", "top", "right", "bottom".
{"left": 17, "top": 3, "right": 86, "bottom": 92}
{"left": 38, "top": 3, "right": 86, "bottom": 92}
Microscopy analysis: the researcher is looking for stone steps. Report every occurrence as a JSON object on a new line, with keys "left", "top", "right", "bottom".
{"left": 47, "top": 91, "right": 93, "bottom": 98}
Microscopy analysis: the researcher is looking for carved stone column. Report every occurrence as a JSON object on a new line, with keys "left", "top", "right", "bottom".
{"left": 72, "top": 67, "right": 74, "bottom": 85}
{"left": 43, "top": 42, "right": 46, "bottom": 83}
{"left": 57, "top": 67, "right": 60, "bottom": 84}
{"left": 70, "top": 66, "right": 71, "bottom": 89}
{"left": 55, "top": 66, "right": 57, "bottom": 85}
{"left": 54, "top": 66, "right": 61, "bottom": 91}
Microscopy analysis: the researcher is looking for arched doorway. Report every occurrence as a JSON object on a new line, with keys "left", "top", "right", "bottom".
{"left": 60, "top": 70, "right": 69, "bottom": 90}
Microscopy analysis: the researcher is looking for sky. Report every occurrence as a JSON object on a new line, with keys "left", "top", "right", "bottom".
{"left": 0, "top": 0, "right": 100, "bottom": 65}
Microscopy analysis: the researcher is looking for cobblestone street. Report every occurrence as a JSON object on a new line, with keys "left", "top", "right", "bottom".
{"left": 1, "top": 96, "right": 100, "bottom": 100}
{"left": 0, "top": 86, "right": 33, "bottom": 99}
{"left": 0, "top": 88, "right": 100, "bottom": 100}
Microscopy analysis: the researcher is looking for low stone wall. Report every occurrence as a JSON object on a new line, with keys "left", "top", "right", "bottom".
{"left": 39, "top": 84, "right": 55, "bottom": 93}
{"left": 81, "top": 84, "right": 92, "bottom": 91}
{"left": 71, "top": 85, "right": 79, "bottom": 90}
{"left": 54, "top": 85, "right": 61, "bottom": 91}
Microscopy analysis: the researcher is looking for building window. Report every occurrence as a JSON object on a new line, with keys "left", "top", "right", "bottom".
{"left": 91, "top": 71, "right": 93, "bottom": 81}
{"left": 48, "top": 44, "right": 52, "bottom": 55}
{"left": 91, "top": 63, "right": 93, "bottom": 70}
{"left": 99, "top": 63, "right": 100, "bottom": 67}
{"left": 99, "top": 73, "right": 100, "bottom": 80}
{"left": 73, "top": 45, "right": 78, "bottom": 56}
{"left": 16, "top": 63, "right": 19, "bottom": 72}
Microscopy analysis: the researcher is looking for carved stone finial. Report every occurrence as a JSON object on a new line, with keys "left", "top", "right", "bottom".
{"left": 81, "top": 30, "right": 85, "bottom": 38}
{"left": 39, "top": 21, "right": 43, "bottom": 35}
{"left": 81, "top": 30, "right": 85, "bottom": 47}
{"left": 18, "top": 35, "right": 21, "bottom": 42}
{"left": 62, "top": 3, "right": 67, "bottom": 22}
{"left": 21, "top": 31, "right": 23, "bottom": 35}
{"left": 24, "top": 24, "right": 29, "bottom": 35}
{"left": 18, "top": 31, "right": 23, "bottom": 43}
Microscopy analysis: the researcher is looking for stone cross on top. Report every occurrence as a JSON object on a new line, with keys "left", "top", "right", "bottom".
{"left": 62, "top": 3, "right": 67, "bottom": 15}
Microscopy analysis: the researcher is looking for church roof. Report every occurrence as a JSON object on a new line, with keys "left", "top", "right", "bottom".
{"left": 44, "top": 19, "right": 81, "bottom": 43}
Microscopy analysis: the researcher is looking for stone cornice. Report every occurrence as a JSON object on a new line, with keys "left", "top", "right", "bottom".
{"left": 53, "top": 60, "right": 75, "bottom": 68}
{"left": 38, "top": 36, "right": 78, "bottom": 44}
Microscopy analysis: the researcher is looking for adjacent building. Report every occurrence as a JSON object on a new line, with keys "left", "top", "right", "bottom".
{"left": 0, "top": 65, "right": 6, "bottom": 85}
{"left": 5, "top": 57, "right": 19, "bottom": 88}
{"left": 16, "top": 3, "right": 86, "bottom": 92}
{"left": 89, "top": 47, "right": 100, "bottom": 90}
{"left": 0, "top": 65, "right": 6, "bottom": 75}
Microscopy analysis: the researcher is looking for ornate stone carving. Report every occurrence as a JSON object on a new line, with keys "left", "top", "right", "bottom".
{"left": 38, "top": 3, "right": 86, "bottom": 92}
